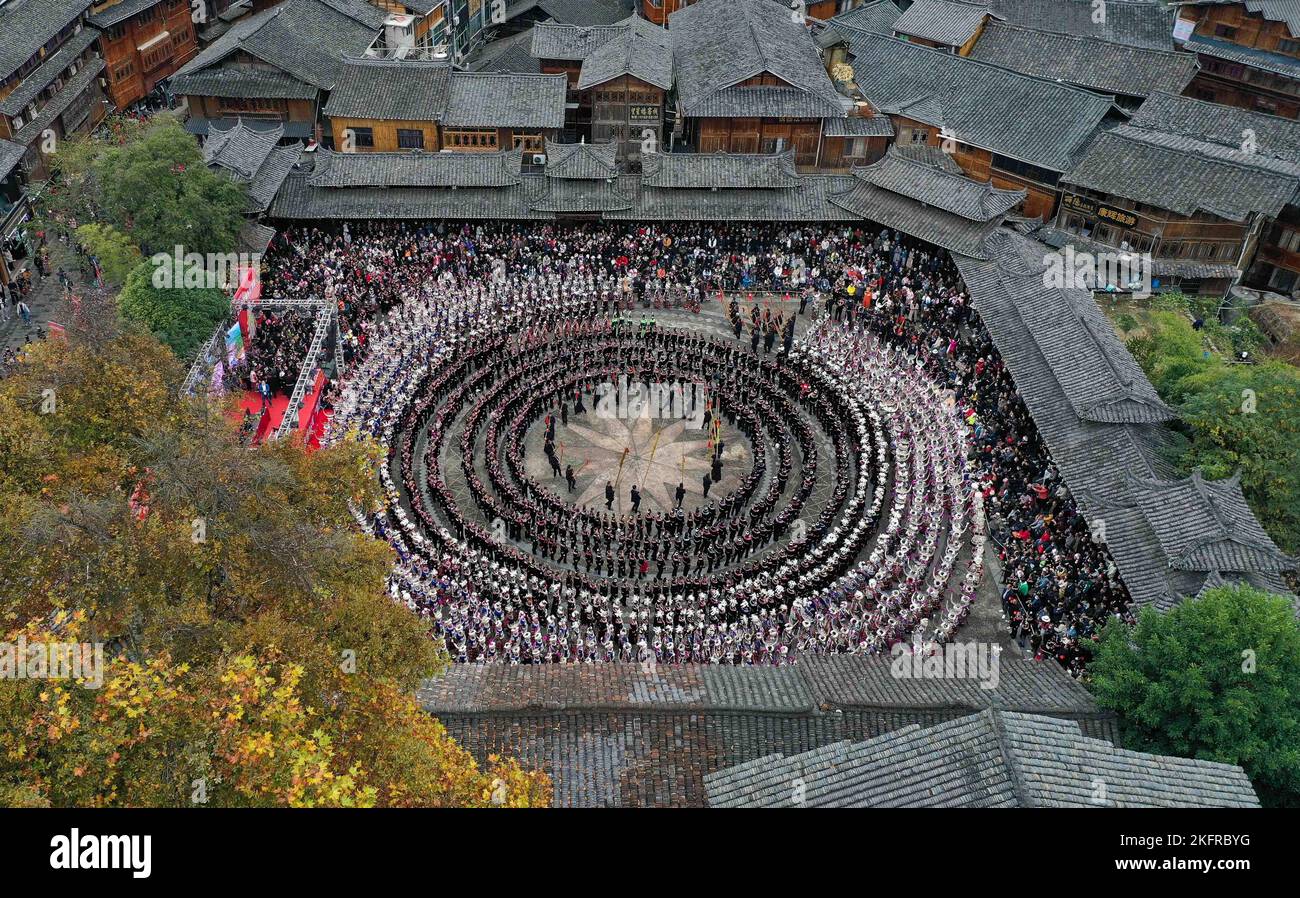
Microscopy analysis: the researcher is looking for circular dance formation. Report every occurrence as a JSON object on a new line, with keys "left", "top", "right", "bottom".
{"left": 332, "top": 287, "right": 982, "bottom": 664}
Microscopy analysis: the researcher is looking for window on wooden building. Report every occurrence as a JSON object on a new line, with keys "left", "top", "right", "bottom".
{"left": 445, "top": 129, "right": 498, "bottom": 149}
{"left": 513, "top": 133, "right": 544, "bottom": 153}
{"left": 397, "top": 128, "right": 425, "bottom": 149}
{"left": 348, "top": 126, "right": 375, "bottom": 148}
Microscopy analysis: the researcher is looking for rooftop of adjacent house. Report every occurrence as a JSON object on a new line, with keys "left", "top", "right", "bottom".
{"left": 968, "top": 20, "right": 1200, "bottom": 99}
{"left": 844, "top": 31, "right": 1117, "bottom": 172}
{"left": 670, "top": 0, "right": 845, "bottom": 119}
{"left": 891, "top": 0, "right": 993, "bottom": 47}
{"left": 705, "top": 709, "right": 1261, "bottom": 808}
{"left": 0, "top": 0, "right": 94, "bottom": 82}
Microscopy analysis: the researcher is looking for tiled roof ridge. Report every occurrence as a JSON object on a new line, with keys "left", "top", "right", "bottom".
{"left": 985, "top": 707, "right": 1037, "bottom": 808}
{"left": 337, "top": 52, "right": 451, "bottom": 68}
{"left": 980, "top": 17, "right": 1194, "bottom": 57}
{"left": 1112, "top": 124, "right": 1300, "bottom": 180}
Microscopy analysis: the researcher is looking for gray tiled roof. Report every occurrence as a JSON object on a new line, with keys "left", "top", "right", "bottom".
{"left": 170, "top": 0, "right": 381, "bottom": 94}
{"left": 852, "top": 147, "right": 1026, "bottom": 221}
{"left": 830, "top": 178, "right": 1003, "bottom": 258}
{"left": 470, "top": 27, "right": 542, "bottom": 75}
{"left": 1128, "top": 470, "right": 1295, "bottom": 574}
{"left": 1130, "top": 92, "right": 1300, "bottom": 164}
{"left": 529, "top": 176, "right": 635, "bottom": 213}
{"left": 0, "top": 25, "right": 99, "bottom": 118}
{"left": 816, "top": 0, "right": 904, "bottom": 48}
{"left": 1064, "top": 124, "right": 1300, "bottom": 221}
{"left": 307, "top": 147, "right": 525, "bottom": 188}
{"left": 641, "top": 150, "right": 800, "bottom": 189}
{"left": 608, "top": 175, "right": 860, "bottom": 222}
{"left": 0, "top": 137, "right": 25, "bottom": 181}
{"left": 237, "top": 220, "right": 277, "bottom": 255}
{"left": 671, "top": 0, "right": 844, "bottom": 119}
{"left": 576, "top": 20, "right": 673, "bottom": 91}
{"left": 11, "top": 57, "right": 104, "bottom": 146}
{"left": 266, "top": 162, "right": 859, "bottom": 223}
{"left": 1183, "top": 32, "right": 1300, "bottom": 79}
{"left": 205, "top": 120, "right": 300, "bottom": 212}
{"left": 185, "top": 117, "right": 315, "bottom": 140}
{"left": 87, "top": 0, "right": 162, "bottom": 28}
{"left": 823, "top": 113, "right": 894, "bottom": 137}
{"left": 168, "top": 66, "right": 320, "bottom": 100}
{"left": 504, "top": 0, "right": 634, "bottom": 27}
{"left": 951, "top": 228, "right": 1294, "bottom": 610}
{"left": 687, "top": 85, "right": 844, "bottom": 118}
{"left": 968, "top": 21, "right": 1200, "bottom": 99}
{"left": 323, "top": 57, "right": 451, "bottom": 121}
{"left": 205, "top": 119, "right": 284, "bottom": 180}
{"left": 891, "top": 0, "right": 991, "bottom": 47}
{"left": 988, "top": 0, "right": 1176, "bottom": 49}
{"left": 705, "top": 710, "right": 1261, "bottom": 807}
{"left": 891, "top": 142, "right": 964, "bottom": 174}
{"left": 443, "top": 72, "right": 567, "bottom": 130}
{"left": 269, "top": 170, "right": 545, "bottom": 219}
{"left": 529, "top": 19, "right": 630, "bottom": 60}
{"left": 846, "top": 32, "right": 1115, "bottom": 172}
{"left": 544, "top": 139, "right": 619, "bottom": 179}
{"left": 417, "top": 658, "right": 1113, "bottom": 806}
{"left": 0, "top": 0, "right": 92, "bottom": 82}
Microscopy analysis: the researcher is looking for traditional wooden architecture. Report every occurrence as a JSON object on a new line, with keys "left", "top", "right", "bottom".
{"left": 640, "top": 0, "right": 841, "bottom": 27}
{"left": 1056, "top": 90, "right": 1300, "bottom": 295}
{"left": 891, "top": 0, "right": 994, "bottom": 53}
{"left": 266, "top": 147, "right": 856, "bottom": 221}
{"left": 842, "top": 31, "right": 1117, "bottom": 218}
{"left": 500, "top": 0, "right": 634, "bottom": 33}
{"left": 417, "top": 657, "right": 1118, "bottom": 807}
{"left": 988, "top": 0, "right": 1176, "bottom": 48}
{"left": 204, "top": 118, "right": 302, "bottom": 211}
{"left": 1112, "top": 92, "right": 1300, "bottom": 297}
{"left": 530, "top": 15, "right": 672, "bottom": 159}
{"left": 323, "top": 56, "right": 565, "bottom": 154}
{"left": 967, "top": 21, "right": 1199, "bottom": 108}
{"left": 0, "top": 0, "right": 107, "bottom": 185}
{"left": 706, "top": 709, "right": 1261, "bottom": 808}
{"left": 1175, "top": 0, "right": 1300, "bottom": 117}
{"left": 815, "top": 0, "right": 903, "bottom": 67}
{"left": 828, "top": 146, "right": 1025, "bottom": 258}
{"left": 90, "top": 0, "right": 199, "bottom": 109}
{"left": 169, "top": 0, "right": 385, "bottom": 140}
{"left": 669, "top": 0, "right": 850, "bottom": 167}
{"left": 323, "top": 56, "right": 449, "bottom": 151}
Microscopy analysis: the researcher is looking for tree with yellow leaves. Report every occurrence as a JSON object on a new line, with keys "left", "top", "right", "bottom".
{"left": 0, "top": 299, "right": 550, "bottom": 808}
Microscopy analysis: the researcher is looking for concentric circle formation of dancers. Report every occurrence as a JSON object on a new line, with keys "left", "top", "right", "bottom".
{"left": 256, "top": 221, "right": 1132, "bottom": 675}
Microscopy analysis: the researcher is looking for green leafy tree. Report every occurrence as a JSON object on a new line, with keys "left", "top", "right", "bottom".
{"left": 117, "top": 261, "right": 231, "bottom": 360}
{"left": 1125, "top": 309, "right": 1300, "bottom": 554}
{"left": 75, "top": 223, "right": 142, "bottom": 288}
{"left": 0, "top": 305, "right": 551, "bottom": 807}
{"left": 1091, "top": 585, "right": 1300, "bottom": 807}
{"left": 92, "top": 118, "right": 246, "bottom": 256}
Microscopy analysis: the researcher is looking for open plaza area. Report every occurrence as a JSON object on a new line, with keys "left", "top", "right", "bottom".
{"left": 1, "top": 0, "right": 1297, "bottom": 835}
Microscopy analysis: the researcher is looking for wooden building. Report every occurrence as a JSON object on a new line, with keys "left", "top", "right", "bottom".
{"left": 90, "top": 0, "right": 199, "bottom": 109}
{"left": 669, "top": 0, "right": 849, "bottom": 167}
{"left": 1175, "top": 1, "right": 1300, "bottom": 118}
{"left": 1057, "top": 91, "right": 1300, "bottom": 295}
{"left": 967, "top": 21, "right": 1199, "bottom": 110}
{"left": 530, "top": 15, "right": 671, "bottom": 159}
{"left": 891, "top": 0, "right": 993, "bottom": 53}
{"left": 640, "top": 0, "right": 840, "bottom": 27}
{"left": 0, "top": 0, "right": 107, "bottom": 184}
{"left": 169, "top": 0, "right": 385, "bottom": 141}
{"left": 323, "top": 56, "right": 566, "bottom": 155}
{"left": 840, "top": 30, "right": 1117, "bottom": 219}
